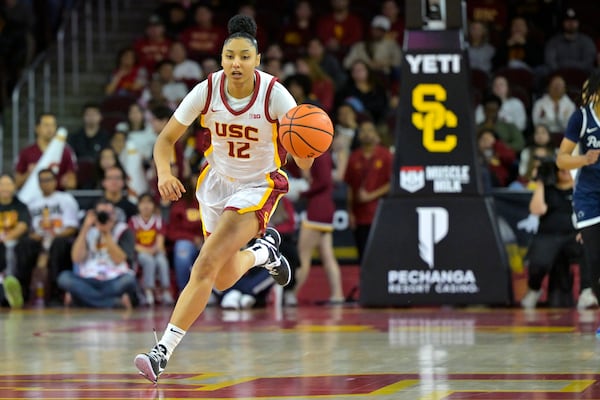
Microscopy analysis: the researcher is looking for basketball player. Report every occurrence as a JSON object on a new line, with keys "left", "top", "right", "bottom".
{"left": 556, "top": 70, "right": 600, "bottom": 307}
{"left": 134, "top": 14, "right": 314, "bottom": 383}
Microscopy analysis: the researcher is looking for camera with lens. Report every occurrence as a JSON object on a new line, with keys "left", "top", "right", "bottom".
{"left": 534, "top": 157, "right": 558, "bottom": 186}
{"left": 95, "top": 210, "right": 110, "bottom": 224}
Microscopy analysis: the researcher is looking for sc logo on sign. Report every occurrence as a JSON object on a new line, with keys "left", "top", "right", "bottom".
{"left": 411, "top": 84, "right": 458, "bottom": 153}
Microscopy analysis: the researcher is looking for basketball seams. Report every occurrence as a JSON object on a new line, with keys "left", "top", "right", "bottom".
{"left": 283, "top": 123, "right": 333, "bottom": 137}
{"left": 278, "top": 104, "right": 334, "bottom": 158}
{"left": 288, "top": 129, "right": 328, "bottom": 152}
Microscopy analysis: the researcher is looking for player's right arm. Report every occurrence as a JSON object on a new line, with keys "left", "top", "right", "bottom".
{"left": 154, "top": 118, "right": 188, "bottom": 201}
{"left": 155, "top": 82, "right": 207, "bottom": 201}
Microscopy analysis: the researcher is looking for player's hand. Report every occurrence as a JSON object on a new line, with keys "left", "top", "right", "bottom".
{"left": 584, "top": 149, "right": 600, "bottom": 165}
{"left": 293, "top": 155, "right": 314, "bottom": 170}
{"left": 157, "top": 173, "right": 186, "bottom": 201}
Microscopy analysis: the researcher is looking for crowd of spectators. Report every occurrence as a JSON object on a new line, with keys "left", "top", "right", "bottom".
{"left": 2, "top": 0, "right": 600, "bottom": 310}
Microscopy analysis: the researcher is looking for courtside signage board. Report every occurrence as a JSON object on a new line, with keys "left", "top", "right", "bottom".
{"left": 359, "top": 0, "right": 511, "bottom": 306}
{"left": 360, "top": 197, "right": 511, "bottom": 306}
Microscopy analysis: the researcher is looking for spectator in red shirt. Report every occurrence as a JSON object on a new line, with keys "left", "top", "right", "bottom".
{"left": 15, "top": 112, "right": 77, "bottom": 191}
{"left": 165, "top": 174, "right": 203, "bottom": 294}
{"left": 133, "top": 15, "right": 172, "bottom": 73}
{"left": 279, "top": 0, "right": 316, "bottom": 62}
{"left": 105, "top": 47, "right": 148, "bottom": 98}
{"left": 316, "top": 0, "right": 364, "bottom": 61}
{"left": 381, "top": 0, "right": 404, "bottom": 46}
{"left": 343, "top": 120, "right": 392, "bottom": 262}
{"left": 477, "top": 127, "right": 516, "bottom": 187}
{"left": 178, "top": 4, "right": 227, "bottom": 62}
{"left": 295, "top": 57, "right": 335, "bottom": 114}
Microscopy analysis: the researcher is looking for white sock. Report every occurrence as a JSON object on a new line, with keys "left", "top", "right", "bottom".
{"left": 158, "top": 323, "right": 186, "bottom": 360}
{"left": 248, "top": 242, "right": 269, "bottom": 266}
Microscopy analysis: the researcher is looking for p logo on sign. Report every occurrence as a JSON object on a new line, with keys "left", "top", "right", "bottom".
{"left": 416, "top": 207, "right": 449, "bottom": 268}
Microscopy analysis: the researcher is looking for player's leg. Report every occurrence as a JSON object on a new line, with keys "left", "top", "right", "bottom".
{"left": 134, "top": 210, "right": 260, "bottom": 383}
{"left": 318, "top": 231, "right": 344, "bottom": 303}
{"left": 521, "top": 235, "right": 560, "bottom": 308}
{"left": 581, "top": 224, "right": 600, "bottom": 293}
{"left": 216, "top": 226, "right": 290, "bottom": 289}
{"left": 294, "top": 225, "right": 321, "bottom": 294}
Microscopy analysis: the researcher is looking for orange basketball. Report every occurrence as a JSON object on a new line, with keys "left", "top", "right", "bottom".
{"left": 279, "top": 104, "right": 334, "bottom": 158}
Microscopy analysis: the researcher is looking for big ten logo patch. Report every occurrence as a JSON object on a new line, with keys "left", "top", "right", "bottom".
{"left": 411, "top": 83, "right": 458, "bottom": 153}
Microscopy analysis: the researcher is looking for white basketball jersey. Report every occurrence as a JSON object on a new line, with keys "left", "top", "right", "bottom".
{"left": 200, "top": 69, "right": 285, "bottom": 181}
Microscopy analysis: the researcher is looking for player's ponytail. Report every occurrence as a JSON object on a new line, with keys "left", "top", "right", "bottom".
{"left": 225, "top": 14, "right": 258, "bottom": 50}
{"left": 581, "top": 70, "right": 600, "bottom": 106}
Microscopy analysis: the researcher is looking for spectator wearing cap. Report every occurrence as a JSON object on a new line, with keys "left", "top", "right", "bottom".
{"left": 544, "top": 8, "right": 596, "bottom": 73}
{"left": 133, "top": 14, "right": 172, "bottom": 73}
{"left": 343, "top": 15, "right": 402, "bottom": 83}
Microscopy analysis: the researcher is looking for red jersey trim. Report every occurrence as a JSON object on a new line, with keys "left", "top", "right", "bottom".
{"left": 264, "top": 77, "right": 278, "bottom": 123}
{"left": 200, "top": 72, "right": 214, "bottom": 115}
{"left": 219, "top": 70, "right": 261, "bottom": 115}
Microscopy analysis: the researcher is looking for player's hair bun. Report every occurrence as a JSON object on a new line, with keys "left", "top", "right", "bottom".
{"left": 227, "top": 14, "right": 257, "bottom": 38}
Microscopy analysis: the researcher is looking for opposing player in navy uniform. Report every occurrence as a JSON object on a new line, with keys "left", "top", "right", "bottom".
{"left": 556, "top": 70, "right": 600, "bottom": 304}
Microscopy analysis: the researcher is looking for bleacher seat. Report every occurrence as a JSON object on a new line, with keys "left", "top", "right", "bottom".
{"left": 471, "top": 68, "right": 490, "bottom": 95}
{"left": 495, "top": 67, "right": 535, "bottom": 92}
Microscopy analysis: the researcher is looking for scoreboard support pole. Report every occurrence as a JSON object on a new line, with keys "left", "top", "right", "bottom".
{"left": 359, "top": 0, "right": 512, "bottom": 307}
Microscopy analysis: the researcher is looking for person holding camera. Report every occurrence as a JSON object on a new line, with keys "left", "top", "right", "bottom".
{"left": 520, "top": 159, "right": 597, "bottom": 309}
{"left": 57, "top": 198, "right": 138, "bottom": 308}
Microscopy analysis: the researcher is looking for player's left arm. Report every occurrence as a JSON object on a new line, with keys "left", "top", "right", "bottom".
{"left": 271, "top": 82, "right": 315, "bottom": 170}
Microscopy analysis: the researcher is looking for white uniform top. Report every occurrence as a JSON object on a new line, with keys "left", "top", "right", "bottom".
{"left": 28, "top": 191, "right": 80, "bottom": 237}
{"left": 174, "top": 69, "right": 297, "bottom": 182}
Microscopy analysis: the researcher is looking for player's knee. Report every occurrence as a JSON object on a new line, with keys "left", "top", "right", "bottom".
{"left": 189, "top": 255, "right": 220, "bottom": 285}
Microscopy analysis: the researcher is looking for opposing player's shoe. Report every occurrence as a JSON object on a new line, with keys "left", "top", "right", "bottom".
{"left": 255, "top": 227, "right": 291, "bottom": 287}
{"left": 134, "top": 344, "right": 168, "bottom": 384}
{"left": 577, "top": 288, "right": 599, "bottom": 310}
{"left": 520, "top": 289, "right": 542, "bottom": 309}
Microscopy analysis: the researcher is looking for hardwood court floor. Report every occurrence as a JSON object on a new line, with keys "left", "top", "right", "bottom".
{"left": 2, "top": 304, "right": 600, "bottom": 399}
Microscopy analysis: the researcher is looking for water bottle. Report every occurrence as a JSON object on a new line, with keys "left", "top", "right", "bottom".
{"left": 34, "top": 282, "right": 45, "bottom": 308}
